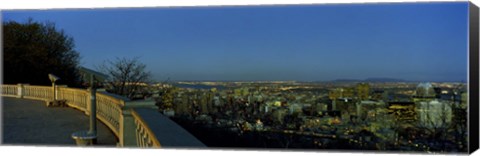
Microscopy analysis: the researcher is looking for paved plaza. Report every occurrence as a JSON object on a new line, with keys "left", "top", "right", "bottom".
{"left": 2, "top": 97, "right": 117, "bottom": 147}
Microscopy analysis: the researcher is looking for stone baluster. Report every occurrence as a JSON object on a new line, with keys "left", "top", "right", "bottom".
{"left": 119, "top": 99, "right": 158, "bottom": 147}
{"left": 17, "top": 84, "right": 24, "bottom": 98}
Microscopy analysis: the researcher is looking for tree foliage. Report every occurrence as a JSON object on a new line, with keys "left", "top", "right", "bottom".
{"left": 98, "top": 57, "right": 151, "bottom": 99}
{"left": 155, "top": 87, "right": 178, "bottom": 111}
{"left": 3, "top": 19, "right": 81, "bottom": 86}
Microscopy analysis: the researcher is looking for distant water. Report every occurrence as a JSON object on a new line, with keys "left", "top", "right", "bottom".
{"left": 173, "top": 84, "right": 226, "bottom": 90}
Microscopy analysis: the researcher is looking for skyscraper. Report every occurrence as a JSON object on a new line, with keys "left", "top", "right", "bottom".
{"left": 356, "top": 83, "right": 370, "bottom": 100}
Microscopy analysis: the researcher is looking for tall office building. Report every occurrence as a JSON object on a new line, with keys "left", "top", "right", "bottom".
{"left": 356, "top": 83, "right": 370, "bottom": 100}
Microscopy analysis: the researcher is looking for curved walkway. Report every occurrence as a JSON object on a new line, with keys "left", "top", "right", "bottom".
{"left": 2, "top": 97, "right": 117, "bottom": 146}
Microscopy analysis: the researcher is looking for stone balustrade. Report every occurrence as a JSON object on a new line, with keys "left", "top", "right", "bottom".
{"left": 57, "top": 87, "right": 89, "bottom": 111}
{"left": 0, "top": 84, "right": 205, "bottom": 148}
{"left": 96, "top": 92, "right": 124, "bottom": 137}
{"left": 23, "top": 85, "right": 53, "bottom": 101}
{"left": 1, "top": 84, "right": 18, "bottom": 97}
{"left": 132, "top": 109, "right": 162, "bottom": 148}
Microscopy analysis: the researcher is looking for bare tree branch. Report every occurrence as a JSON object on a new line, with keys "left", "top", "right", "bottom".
{"left": 97, "top": 57, "right": 151, "bottom": 99}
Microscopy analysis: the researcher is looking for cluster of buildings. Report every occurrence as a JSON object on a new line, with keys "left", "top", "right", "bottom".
{"left": 148, "top": 81, "right": 467, "bottom": 152}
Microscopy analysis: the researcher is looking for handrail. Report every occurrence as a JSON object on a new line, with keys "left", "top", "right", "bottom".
{"left": 23, "top": 85, "right": 52, "bottom": 101}
{"left": 57, "top": 87, "right": 89, "bottom": 112}
{"left": 96, "top": 92, "right": 123, "bottom": 137}
{"left": 1, "top": 85, "right": 18, "bottom": 97}
{"left": 131, "top": 109, "right": 162, "bottom": 148}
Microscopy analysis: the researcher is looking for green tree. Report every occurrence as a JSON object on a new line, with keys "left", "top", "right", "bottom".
{"left": 3, "top": 19, "right": 81, "bottom": 86}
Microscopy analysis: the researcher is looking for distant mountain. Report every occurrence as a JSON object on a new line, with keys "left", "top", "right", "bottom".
{"left": 364, "top": 77, "right": 408, "bottom": 82}
{"left": 330, "top": 79, "right": 363, "bottom": 82}
{"left": 328, "top": 77, "right": 409, "bottom": 83}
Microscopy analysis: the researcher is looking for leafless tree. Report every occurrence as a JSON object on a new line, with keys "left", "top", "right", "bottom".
{"left": 98, "top": 57, "right": 151, "bottom": 99}
{"left": 415, "top": 101, "right": 452, "bottom": 151}
{"left": 418, "top": 103, "right": 450, "bottom": 138}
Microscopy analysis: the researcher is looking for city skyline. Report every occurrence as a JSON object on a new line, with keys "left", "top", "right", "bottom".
{"left": 2, "top": 2, "right": 469, "bottom": 82}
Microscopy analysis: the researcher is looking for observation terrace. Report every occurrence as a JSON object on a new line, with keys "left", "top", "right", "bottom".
{"left": 1, "top": 84, "right": 206, "bottom": 148}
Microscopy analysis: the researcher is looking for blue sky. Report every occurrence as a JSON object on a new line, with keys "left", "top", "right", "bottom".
{"left": 2, "top": 2, "right": 469, "bottom": 82}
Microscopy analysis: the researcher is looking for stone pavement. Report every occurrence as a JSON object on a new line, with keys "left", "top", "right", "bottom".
{"left": 2, "top": 97, "right": 117, "bottom": 147}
